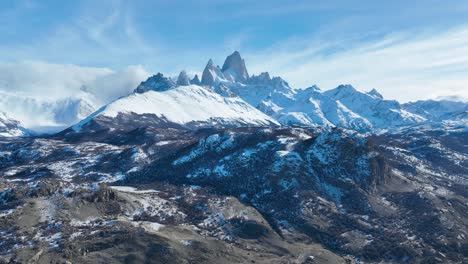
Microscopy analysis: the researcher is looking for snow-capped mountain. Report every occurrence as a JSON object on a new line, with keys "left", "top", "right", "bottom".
{"left": 72, "top": 84, "right": 278, "bottom": 132}
{"left": 403, "top": 99, "right": 468, "bottom": 121}
{"left": 188, "top": 51, "right": 465, "bottom": 131}
{"left": 0, "top": 91, "right": 97, "bottom": 133}
{"left": 3, "top": 50, "right": 467, "bottom": 138}
{"left": 322, "top": 85, "right": 425, "bottom": 129}
{"left": 134, "top": 72, "right": 176, "bottom": 93}
{"left": 0, "top": 112, "right": 28, "bottom": 137}
{"left": 221, "top": 51, "right": 250, "bottom": 83}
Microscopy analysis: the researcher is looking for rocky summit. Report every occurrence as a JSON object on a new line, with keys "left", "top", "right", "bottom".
{"left": 222, "top": 51, "right": 250, "bottom": 83}
{"left": 0, "top": 51, "right": 467, "bottom": 264}
{"left": 134, "top": 73, "right": 176, "bottom": 93}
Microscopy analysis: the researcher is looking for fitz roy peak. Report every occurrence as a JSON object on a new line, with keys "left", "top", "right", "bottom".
{"left": 201, "top": 51, "right": 249, "bottom": 85}
{"left": 221, "top": 50, "right": 250, "bottom": 83}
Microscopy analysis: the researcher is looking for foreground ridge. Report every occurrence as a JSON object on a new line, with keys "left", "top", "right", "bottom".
{"left": 1, "top": 124, "right": 466, "bottom": 263}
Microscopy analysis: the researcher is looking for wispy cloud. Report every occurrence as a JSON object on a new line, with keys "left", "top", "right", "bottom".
{"left": 246, "top": 25, "right": 468, "bottom": 102}
{"left": 0, "top": 0, "right": 158, "bottom": 68}
{"left": 223, "top": 31, "right": 252, "bottom": 53}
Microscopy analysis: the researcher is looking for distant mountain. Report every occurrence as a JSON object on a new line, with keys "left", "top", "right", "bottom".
{"left": 403, "top": 99, "right": 468, "bottom": 122}
{"left": 221, "top": 51, "right": 249, "bottom": 83}
{"left": 321, "top": 85, "right": 425, "bottom": 129}
{"left": 176, "top": 70, "right": 191, "bottom": 86}
{"left": 0, "top": 91, "right": 97, "bottom": 133}
{"left": 0, "top": 112, "right": 28, "bottom": 137}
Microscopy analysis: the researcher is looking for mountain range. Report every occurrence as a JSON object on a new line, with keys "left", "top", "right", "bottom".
{"left": 1, "top": 51, "right": 466, "bottom": 137}
{"left": 63, "top": 51, "right": 465, "bottom": 135}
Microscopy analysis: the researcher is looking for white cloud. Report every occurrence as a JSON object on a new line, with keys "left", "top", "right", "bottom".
{"left": 246, "top": 26, "right": 468, "bottom": 102}
{"left": 86, "top": 65, "right": 150, "bottom": 103}
{"left": 0, "top": 61, "right": 112, "bottom": 98}
{"left": 0, "top": 0, "right": 159, "bottom": 69}
{"left": 0, "top": 61, "right": 150, "bottom": 129}
{"left": 0, "top": 61, "right": 149, "bottom": 102}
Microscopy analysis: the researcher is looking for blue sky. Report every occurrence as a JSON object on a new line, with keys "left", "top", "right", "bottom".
{"left": 1, "top": 0, "right": 468, "bottom": 102}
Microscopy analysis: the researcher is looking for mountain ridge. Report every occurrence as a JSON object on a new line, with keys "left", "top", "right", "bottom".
{"left": 1, "top": 51, "right": 466, "bottom": 137}
{"left": 70, "top": 51, "right": 464, "bottom": 135}
{"left": 71, "top": 85, "right": 279, "bottom": 133}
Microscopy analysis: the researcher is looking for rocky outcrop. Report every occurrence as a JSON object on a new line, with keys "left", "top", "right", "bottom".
{"left": 134, "top": 73, "right": 175, "bottom": 93}
{"left": 190, "top": 74, "right": 201, "bottom": 85}
{"left": 248, "top": 72, "right": 272, "bottom": 85}
{"left": 368, "top": 88, "right": 383, "bottom": 99}
{"left": 176, "top": 70, "right": 190, "bottom": 86}
{"left": 201, "top": 59, "right": 225, "bottom": 86}
{"left": 0, "top": 112, "right": 28, "bottom": 137}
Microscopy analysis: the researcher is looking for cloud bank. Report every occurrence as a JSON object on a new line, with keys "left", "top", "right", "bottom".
{"left": 0, "top": 61, "right": 149, "bottom": 128}
{"left": 0, "top": 61, "right": 149, "bottom": 102}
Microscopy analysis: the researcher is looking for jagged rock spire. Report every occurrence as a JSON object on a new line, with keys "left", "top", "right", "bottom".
{"left": 368, "top": 88, "right": 383, "bottom": 99}
{"left": 248, "top": 72, "right": 271, "bottom": 85}
{"left": 176, "top": 70, "right": 190, "bottom": 86}
{"left": 191, "top": 74, "right": 201, "bottom": 85}
{"left": 201, "top": 59, "right": 225, "bottom": 86}
{"left": 221, "top": 51, "right": 249, "bottom": 83}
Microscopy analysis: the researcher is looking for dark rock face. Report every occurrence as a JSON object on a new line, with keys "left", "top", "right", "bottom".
{"left": 134, "top": 73, "right": 176, "bottom": 93}
{"left": 201, "top": 59, "right": 225, "bottom": 86}
{"left": 248, "top": 72, "right": 272, "bottom": 85}
{"left": 368, "top": 88, "right": 383, "bottom": 99}
{"left": 221, "top": 51, "right": 249, "bottom": 83}
{"left": 176, "top": 70, "right": 190, "bottom": 86}
{"left": 403, "top": 99, "right": 468, "bottom": 121}
{"left": 1, "top": 121, "right": 466, "bottom": 263}
{"left": 190, "top": 74, "right": 201, "bottom": 85}
{"left": 0, "top": 112, "right": 28, "bottom": 137}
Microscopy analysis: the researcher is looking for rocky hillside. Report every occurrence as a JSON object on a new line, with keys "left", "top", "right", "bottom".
{"left": 0, "top": 122, "right": 466, "bottom": 263}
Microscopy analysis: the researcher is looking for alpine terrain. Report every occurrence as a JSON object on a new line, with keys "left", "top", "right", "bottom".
{"left": 0, "top": 52, "right": 467, "bottom": 264}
